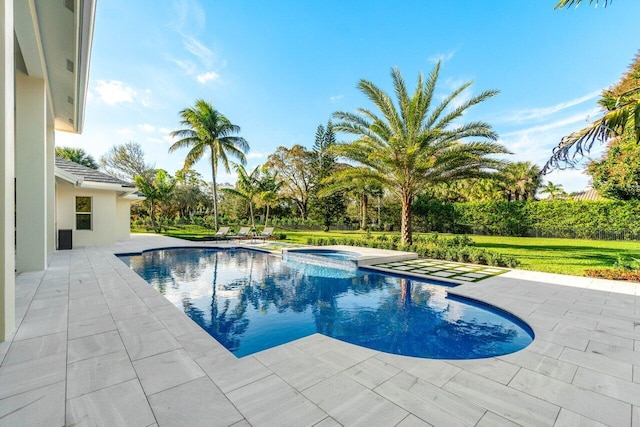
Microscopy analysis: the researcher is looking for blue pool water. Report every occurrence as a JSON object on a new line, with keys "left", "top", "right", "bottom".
{"left": 118, "top": 248, "right": 533, "bottom": 358}
{"left": 288, "top": 249, "right": 359, "bottom": 260}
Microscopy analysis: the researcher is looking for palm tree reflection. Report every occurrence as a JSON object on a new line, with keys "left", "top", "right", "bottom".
{"left": 128, "top": 249, "right": 529, "bottom": 358}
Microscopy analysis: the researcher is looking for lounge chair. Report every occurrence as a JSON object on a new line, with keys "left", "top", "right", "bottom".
{"left": 234, "top": 226, "right": 252, "bottom": 240}
{"left": 212, "top": 226, "right": 229, "bottom": 240}
{"left": 255, "top": 227, "right": 275, "bottom": 241}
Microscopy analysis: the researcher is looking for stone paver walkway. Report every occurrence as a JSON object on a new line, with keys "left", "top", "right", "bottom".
{"left": 367, "top": 258, "right": 508, "bottom": 284}
{"left": 0, "top": 234, "right": 639, "bottom": 426}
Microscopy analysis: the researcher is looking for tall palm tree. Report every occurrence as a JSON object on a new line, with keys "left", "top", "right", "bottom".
{"left": 55, "top": 146, "right": 98, "bottom": 169}
{"left": 221, "top": 164, "right": 262, "bottom": 230}
{"left": 332, "top": 65, "right": 508, "bottom": 244}
{"left": 540, "top": 181, "right": 566, "bottom": 200}
{"left": 170, "top": 99, "right": 249, "bottom": 230}
{"left": 500, "top": 162, "right": 542, "bottom": 201}
{"left": 134, "top": 169, "right": 175, "bottom": 227}
{"left": 256, "top": 169, "right": 282, "bottom": 227}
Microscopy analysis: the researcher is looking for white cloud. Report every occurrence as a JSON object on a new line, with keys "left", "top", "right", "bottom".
{"left": 247, "top": 151, "right": 265, "bottom": 159}
{"left": 116, "top": 128, "right": 136, "bottom": 136}
{"left": 501, "top": 108, "right": 602, "bottom": 139}
{"left": 138, "top": 123, "right": 156, "bottom": 132}
{"left": 146, "top": 137, "right": 166, "bottom": 144}
{"left": 183, "top": 35, "right": 214, "bottom": 68}
{"left": 503, "top": 90, "right": 602, "bottom": 123}
{"left": 428, "top": 50, "right": 457, "bottom": 64}
{"left": 330, "top": 94, "right": 344, "bottom": 103}
{"left": 196, "top": 71, "right": 220, "bottom": 84}
{"left": 94, "top": 80, "right": 135, "bottom": 105}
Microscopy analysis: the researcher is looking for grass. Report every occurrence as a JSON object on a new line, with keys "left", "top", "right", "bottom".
{"left": 132, "top": 226, "right": 640, "bottom": 277}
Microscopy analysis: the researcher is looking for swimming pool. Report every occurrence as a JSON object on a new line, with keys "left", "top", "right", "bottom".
{"left": 118, "top": 248, "right": 533, "bottom": 358}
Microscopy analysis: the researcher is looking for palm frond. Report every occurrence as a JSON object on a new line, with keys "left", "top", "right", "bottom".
{"left": 542, "top": 103, "right": 632, "bottom": 173}
{"left": 555, "top": 0, "right": 610, "bottom": 9}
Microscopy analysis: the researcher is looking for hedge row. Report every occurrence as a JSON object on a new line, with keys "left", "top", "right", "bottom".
{"left": 306, "top": 233, "right": 519, "bottom": 268}
{"left": 413, "top": 200, "right": 640, "bottom": 239}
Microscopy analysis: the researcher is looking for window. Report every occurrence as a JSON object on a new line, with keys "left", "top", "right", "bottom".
{"left": 75, "top": 196, "right": 92, "bottom": 230}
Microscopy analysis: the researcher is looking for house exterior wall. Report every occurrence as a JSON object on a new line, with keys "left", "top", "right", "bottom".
{"left": 55, "top": 180, "right": 131, "bottom": 247}
{"left": 115, "top": 198, "right": 131, "bottom": 241}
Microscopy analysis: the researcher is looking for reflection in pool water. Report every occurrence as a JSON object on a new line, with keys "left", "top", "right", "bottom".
{"left": 119, "top": 248, "right": 533, "bottom": 358}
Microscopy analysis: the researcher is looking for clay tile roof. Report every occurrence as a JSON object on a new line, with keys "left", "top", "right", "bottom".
{"left": 571, "top": 188, "right": 602, "bottom": 201}
{"left": 55, "top": 157, "right": 135, "bottom": 188}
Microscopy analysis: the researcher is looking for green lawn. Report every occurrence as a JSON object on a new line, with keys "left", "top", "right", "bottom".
{"left": 281, "top": 230, "right": 640, "bottom": 276}
{"left": 134, "top": 227, "right": 640, "bottom": 277}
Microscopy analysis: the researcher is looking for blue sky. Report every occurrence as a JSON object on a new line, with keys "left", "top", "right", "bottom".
{"left": 57, "top": 0, "right": 640, "bottom": 193}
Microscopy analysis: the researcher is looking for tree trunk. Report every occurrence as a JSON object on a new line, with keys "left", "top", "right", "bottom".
{"left": 265, "top": 204, "right": 270, "bottom": 227}
{"left": 360, "top": 192, "right": 368, "bottom": 230}
{"left": 249, "top": 202, "right": 255, "bottom": 230}
{"left": 211, "top": 161, "right": 219, "bottom": 230}
{"left": 401, "top": 192, "right": 413, "bottom": 245}
{"left": 377, "top": 195, "right": 382, "bottom": 228}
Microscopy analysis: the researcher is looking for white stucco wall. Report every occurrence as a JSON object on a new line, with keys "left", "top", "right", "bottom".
{"left": 115, "top": 198, "right": 131, "bottom": 241}
{"left": 55, "top": 179, "right": 131, "bottom": 247}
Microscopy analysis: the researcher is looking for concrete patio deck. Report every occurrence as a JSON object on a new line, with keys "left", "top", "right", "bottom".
{"left": 0, "top": 234, "right": 639, "bottom": 426}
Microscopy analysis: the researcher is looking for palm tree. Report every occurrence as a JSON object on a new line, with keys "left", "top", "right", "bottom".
{"left": 256, "top": 169, "right": 282, "bottom": 227}
{"left": 134, "top": 170, "right": 175, "bottom": 227}
{"left": 55, "top": 146, "right": 98, "bottom": 169}
{"left": 543, "top": 53, "right": 639, "bottom": 174}
{"left": 500, "top": 162, "right": 542, "bottom": 201}
{"left": 555, "top": 0, "right": 610, "bottom": 8}
{"left": 221, "top": 164, "right": 262, "bottom": 230}
{"left": 332, "top": 65, "right": 508, "bottom": 244}
{"left": 170, "top": 99, "right": 249, "bottom": 230}
{"left": 540, "top": 181, "right": 567, "bottom": 200}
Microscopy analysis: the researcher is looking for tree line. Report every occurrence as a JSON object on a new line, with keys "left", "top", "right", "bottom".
{"left": 55, "top": 41, "right": 640, "bottom": 243}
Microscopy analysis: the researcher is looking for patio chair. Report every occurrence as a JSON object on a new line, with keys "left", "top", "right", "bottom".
{"left": 255, "top": 227, "right": 275, "bottom": 242}
{"left": 234, "top": 226, "right": 252, "bottom": 240}
{"left": 212, "top": 226, "right": 230, "bottom": 240}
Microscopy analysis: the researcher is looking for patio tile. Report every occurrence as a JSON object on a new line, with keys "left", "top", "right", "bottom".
{"left": 375, "top": 372, "right": 485, "bottom": 427}
{"left": 0, "top": 352, "right": 66, "bottom": 400}
{"left": 442, "top": 370, "right": 560, "bottom": 426}
{"left": 28, "top": 295, "right": 68, "bottom": 310}
{"left": 313, "top": 416, "right": 342, "bottom": 427}
{"left": 499, "top": 350, "right": 577, "bottom": 383}
{"left": 509, "top": 368, "right": 631, "bottom": 426}
{"left": 476, "top": 411, "right": 520, "bottom": 427}
{"left": 121, "top": 328, "right": 181, "bottom": 361}
{"left": 558, "top": 347, "right": 633, "bottom": 380}
{"left": 267, "top": 352, "right": 339, "bottom": 391}
{"left": 2, "top": 331, "right": 66, "bottom": 367}
{"left": 633, "top": 406, "right": 640, "bottom": 427}
{"left": 116, "top": 313, "right": 165, "bottom": 336}
{"left": 67, "top": 350, "right": 137, "bottom": 399}
{"left": 227, "top": 374, "right": 326, "bottom": 427}
{"left": 197, "top": 352, "right": 272, "bottom": 393}
{"left": 108, "top": 302, "right": 150, "bottom": 321}
{"left": 304, "top": 374, "right": 408, "bottom": 426}
{"left": 68, "top": 313, "right": 117, "bottom": 340}
{"left": 554, "top": 409, "right": 608, "bottom": 427}
{"left": 375, "top": 353, "right": 461, "bottom": 387}
{"left": 148, "top": 377, "right": 243, "bottom": 427}
{"left": 0, "top": 381, "right": 65, "bottom": 427}
{"left": 586, "top": 340, "right": 640, "bottom": 365}
{"left": 175, "top": 330, "right": 223, "bottom": 359}
{"left": 449, "top": 358, "right": 520, "bottom": 385}
{"left": 133, "top": 348, "right": 205, "bottom": 396}
{"left": 344, "top": 357, "right": 401, "bottom": 389}
{"left": 572, "top": 367, "right": 640, "bottom": 406}
{"left": 395, "top": 414, "right": 431, "bottom": 427}
{"left": 14, "top": 306, "right": 67, "bottom": 341}
{"left": 66, "top": 379, "right": 155, "bottom": 427}
{"left": 67, "top": 330, "right": 125, "bottom": 363}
